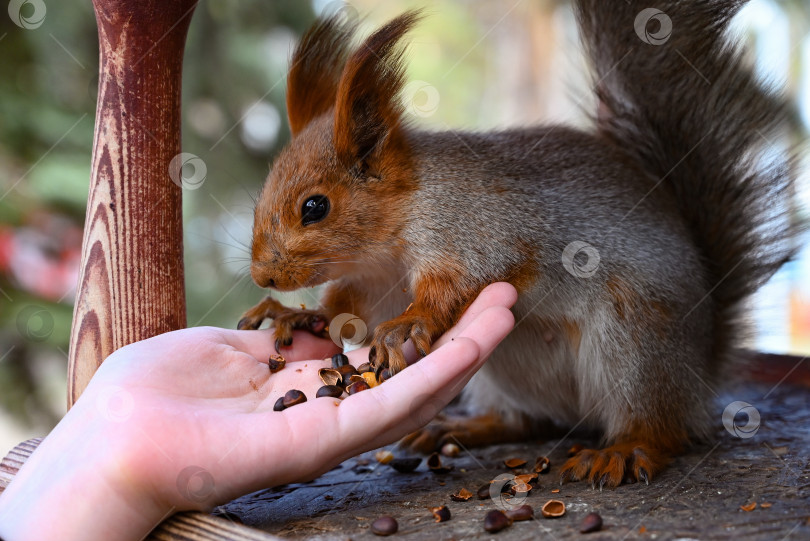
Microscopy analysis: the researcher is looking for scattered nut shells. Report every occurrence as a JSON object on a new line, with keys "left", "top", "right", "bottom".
{"left": 505, "top": 504, "right": 534, "bottom": 521}
{"left": 318, "top": 368, "right": 342, "bottom": 387}
{"left": 579, "top": 512, "right": 603, "bottom": 533}
{"left": 760, "top": 502, "right": 773, "bottom": 509}
{"left": 316, "top": 385, "right": 343, "bottom": 399}
{"left": 347, "top": 380, "right": 370, "bottom": 395}
{"left": 375, "top": 450, "right": 394, "bottom": 464}
{"left": 429, "top": 505, "right": 451, "bottom": 522}
{"left": 273, "top": 396, "right": 286, "bottom": 411}
{"left": 534, "top": 456, "right": 551, "bottom": 474}
{"left": 268, "top": 355, "right": 286, "bottom": 373}
{"left": 441, "top": 443, "right": 460, "bottom": 457}
{"left": 427, "top": 452, "right": 454, "bottom": 474}
{"left": 740, "top": 502, "right": 757, "bottom": 512}
{"left": 370, "top": 516, "right": 398, "bottom": 536}
{"left": 541, "top": 500, "right": 565, "bottom": 518}
{"left": 484, "top": 509, "right": 513, "bottom": 533}
{"left": 389, "top": 457, "right": 421, "bottom": 473}
{"left": 282, "top": 389, "right": 307, "bottom": 408}
{"left": 567, "top": 444, "right": 584, "bottom": 457}
{"left": 504, "top": 458, "right": 527, "bottom": 469}
{"left": 450, "top": 487, "right": 473, "bottom": 502}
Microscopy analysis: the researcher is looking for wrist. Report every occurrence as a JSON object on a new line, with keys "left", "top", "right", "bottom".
{"left": 0, "top": 399, "right": 171, "bottom": 541}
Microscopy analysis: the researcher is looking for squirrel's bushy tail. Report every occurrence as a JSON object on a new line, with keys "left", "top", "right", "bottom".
{"left": 576, "top": 0, "right": 799, "bottom": 364}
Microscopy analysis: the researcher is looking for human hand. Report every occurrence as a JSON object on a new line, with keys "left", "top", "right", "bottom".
{"left": 0, "top": 283, "right": 516, "bottom": 541}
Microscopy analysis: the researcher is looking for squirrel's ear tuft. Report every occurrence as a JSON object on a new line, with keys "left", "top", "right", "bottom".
{"left": 334, "top": 10, "right": 422, "bottom": 170}
{"left": 286, "top": 14, "right": 358, "bottom": 136}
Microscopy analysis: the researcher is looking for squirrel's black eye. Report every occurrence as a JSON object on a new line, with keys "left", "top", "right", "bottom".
{"left": 301, "top": 194, "right": 330, "bottom": 226}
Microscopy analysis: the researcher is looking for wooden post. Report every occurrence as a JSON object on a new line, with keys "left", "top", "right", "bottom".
{"left": 68, "top": 0, "right": 198, "bottom": 406}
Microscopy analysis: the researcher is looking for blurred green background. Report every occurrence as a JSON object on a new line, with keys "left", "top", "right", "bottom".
{"left": 1, "top": 0, "right": 809, "bottom": 452}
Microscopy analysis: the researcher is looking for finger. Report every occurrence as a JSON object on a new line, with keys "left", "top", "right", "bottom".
{"left": 338, "top": 305, "right": 514, "bottom": 451}
{"left": 344, "top": 282, "right": 518, "bottom": 367}
{"left": 432, "top": 282, "right": 517, "bottom": 349}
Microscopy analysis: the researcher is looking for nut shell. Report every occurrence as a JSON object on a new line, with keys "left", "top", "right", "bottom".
{"left": 268, "top": 355, "right": 286, "bottom": 373}
{"left": 427, "top": 452, "right": 453, "bottom": 474}
{"left": 450, "top": 487, "right": 473, "bottom": 501}
{"left": 504, "top": 458, "right": 527, "bottom": 469}
{"left": 429, "top": 505, "right": 452, "bottom": 523}
{"left": 533, "top": 456, "right": 551, "bottom": 474}
{"left": 272, "top": 396, "right": 286, "bottom": 411}
{"left": 541, "top": 499, "right": 566, "bottom": 518}
{"left": 318, "top": 368, "right": 342, "bottom": 387}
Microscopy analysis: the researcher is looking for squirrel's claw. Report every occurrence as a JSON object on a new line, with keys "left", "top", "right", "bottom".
{"left": 237, "top": 317, "right": 262, "bottom": 331}
{"left": 272, "top": 310, "right": 329, "bottom": 350}
{"left": 368, "top": 314, "right": 433, "bottom": 375}
{"left": 560, "top": 443, "right": 666, "bottom": 489}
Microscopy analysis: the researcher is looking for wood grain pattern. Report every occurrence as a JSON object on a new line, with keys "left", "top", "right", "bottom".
{"left": 68, "top": 0, "right": 198, "bottom": 406}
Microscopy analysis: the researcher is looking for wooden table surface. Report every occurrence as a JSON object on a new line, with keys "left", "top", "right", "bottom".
{"left": 214, "top": 355, "right": 810, "bottom": 540}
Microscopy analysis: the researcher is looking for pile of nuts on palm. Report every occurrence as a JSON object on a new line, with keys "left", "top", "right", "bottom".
{"left": 271, "top": 353, "right": 390, "bottom": 412}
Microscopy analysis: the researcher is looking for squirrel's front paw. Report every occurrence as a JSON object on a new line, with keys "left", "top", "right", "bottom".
{"left": 237, "top": 300, "right": 328, "bottom": 351}
{"left": 369, "top": 314, "right": 433, "bottom": 375}
{"left": 270, "top": 309, "right": 328, "bottom": 352}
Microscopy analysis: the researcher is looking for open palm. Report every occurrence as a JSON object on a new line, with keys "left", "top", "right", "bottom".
{"left": 73, "top": 283, "right": 517, "bottom": 513}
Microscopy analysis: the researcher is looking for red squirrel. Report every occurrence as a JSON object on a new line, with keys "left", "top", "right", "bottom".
{"left": 238, "top": 0, "right": 799, "bottom": 488}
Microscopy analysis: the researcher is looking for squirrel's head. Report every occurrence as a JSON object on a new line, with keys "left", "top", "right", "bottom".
{"left": 250, "top": 11, "right": 421, "bottom": 291}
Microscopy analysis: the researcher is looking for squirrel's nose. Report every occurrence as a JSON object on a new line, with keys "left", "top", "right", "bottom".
{"left": 250, "top": 262, "right": 278, "bottom": 289}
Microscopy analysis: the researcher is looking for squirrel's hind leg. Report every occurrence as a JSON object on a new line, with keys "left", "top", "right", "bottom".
{"left": 399, "top": 412, "right": 534, "bottom": 453}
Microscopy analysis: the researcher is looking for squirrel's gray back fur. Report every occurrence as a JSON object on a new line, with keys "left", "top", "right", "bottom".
{"left": 393, "top": 0, "right": 799, "bottom": 443}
